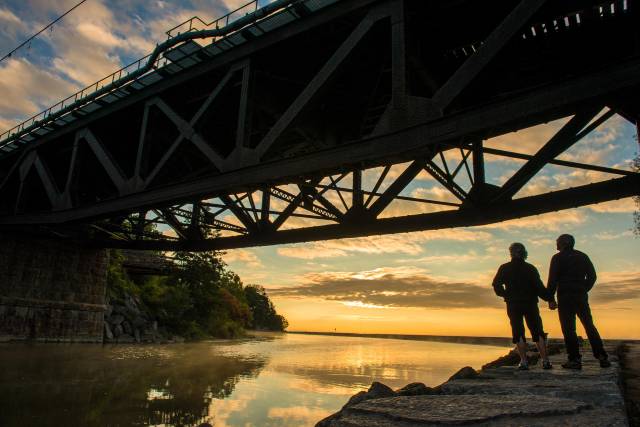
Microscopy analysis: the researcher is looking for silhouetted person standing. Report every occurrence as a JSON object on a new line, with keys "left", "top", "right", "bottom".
{"left": 493, "top": 243, "right": 553, "bottom": 370}
{"left": 547, "top": 234, "right": 610, "bottom": 369}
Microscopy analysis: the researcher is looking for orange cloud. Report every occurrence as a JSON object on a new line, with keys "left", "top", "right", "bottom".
{"left": 270, "top": 266, "right": 501, "bottom": 309}
{"left": 276, "top": 229, "right": 492, "bottom": 259}
{"left": 222, "top": 249, "right": 263, "bottom": 268}
{"left": 590, "top": 270, "right": 640, "bottom": 306}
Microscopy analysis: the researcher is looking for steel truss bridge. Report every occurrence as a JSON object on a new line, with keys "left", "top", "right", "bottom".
{"left": 0, "top": 0, "right": 639, "bottom": 250}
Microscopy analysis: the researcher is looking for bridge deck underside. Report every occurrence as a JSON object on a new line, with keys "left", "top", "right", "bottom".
{"left": 0, "top": 0, "right": 638, "bottom": 250}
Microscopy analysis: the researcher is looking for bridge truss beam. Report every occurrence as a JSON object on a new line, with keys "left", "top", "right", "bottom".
{"left": 0, "top": 0, "right": 638, "bottom": 250}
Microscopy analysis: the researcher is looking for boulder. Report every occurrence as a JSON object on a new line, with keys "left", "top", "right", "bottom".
{"left": 482, "top": 350, "right": 520, "bottom": 369}
{"left": 448, "top": 366, "right": 479, "bottom": 381}
{"left": 112, "top": 304, "right": 126, "bottom": 315}
{"left": 109, "top": 314, "right": 125, "bottom": 325}
{"left": 125, "top": 295, "right": 140, "bottom": 314}
{"left": 132, "top": 316, "right": 147, "bottom": 329}
{"left": 103, "top": 321, "right": 114, "bottom": 341}
{"left": 113, "top": 324, "right": 123, "bottom": 338}
{"left": 122, "top": 320, "right": 133, "bottom": 335}
{"left": 396, "top": 382, "right": 437, "bottom": 396}
{"left": 343, "top": 391, "right": 368, "bottom": 408}
{"left": 367, "top": 381, "right": 397, "bottom": 399}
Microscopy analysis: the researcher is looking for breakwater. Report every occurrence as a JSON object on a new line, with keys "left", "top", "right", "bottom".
{"left": 318, "top": 341, "right": 634, "bottom": 426}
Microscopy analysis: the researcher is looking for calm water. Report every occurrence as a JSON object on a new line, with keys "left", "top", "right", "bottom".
{"left": 0, "top": 333, "right": 509, "bottom": 426}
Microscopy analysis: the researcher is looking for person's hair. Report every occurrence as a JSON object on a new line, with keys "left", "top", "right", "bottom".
{"left": 557, "top": 234, "right": 575, "bottom": 249}
{"left": 509, "top": 242, "right": 528, "bottom": 260}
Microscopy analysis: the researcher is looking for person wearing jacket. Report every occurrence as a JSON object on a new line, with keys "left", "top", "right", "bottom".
{"left": 546, "top": 234, "right": 610, "bottom": 369}
{"left": 493, "top": 242, "right": 553, "bottom": 370}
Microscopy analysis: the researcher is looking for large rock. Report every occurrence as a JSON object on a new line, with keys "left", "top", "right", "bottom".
{"left": 343, "top": 391, "right": 368, "bottom": 408}
{"left": 367, "top": 382, "right": 396, "bottom": 399}
{"left": 316, "top": 382, "right": 397, "bottom": 426}
{"left": 103, "top": 322, "right": 114, "bottom": 341}
{"left": 447, "top": 366, "right": 478, "bottom": 381}
{"left": 104, "top": 322, "right": 113, "bottom": 341}
{"left": 329, "top": 395, "right": 601, "bottom": 426}
{"left": 124, "top": 295, "right": 140, "bottom": 314}
{"left": 132, "top": 316, "right": 147, "bottom": 329}
{"left": 113, "top": 324, "right": 123, "bottom": 338}
{"left": 111, "top": 305, "right": 126, "bottom": 315}
{"left": 109, "top": 314, "right": 125, "bottom": 325}
{"left": 122, "top": 320, "right": 133, "bottom": 335}
{"left": 396, "top": 382, "right": 437, "bottom": 396}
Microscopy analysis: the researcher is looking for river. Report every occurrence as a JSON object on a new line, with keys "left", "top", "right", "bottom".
{"left": 0, "top": 332, "right": 510, "bottom": 426}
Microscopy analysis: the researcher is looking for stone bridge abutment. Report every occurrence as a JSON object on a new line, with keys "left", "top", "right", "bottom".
{"left": 0, "top": 233, "right": 107, "bottom": 342}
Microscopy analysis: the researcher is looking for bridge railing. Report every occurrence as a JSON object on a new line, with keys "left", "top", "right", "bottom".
{"left": 165, "top": 0, "right": 260, "bottom": 39}
{"left": 0, "top": 0, "right": 267, "bottom": 147}
{"left": 0, "top": 53, "right": 162, "bottom": 142}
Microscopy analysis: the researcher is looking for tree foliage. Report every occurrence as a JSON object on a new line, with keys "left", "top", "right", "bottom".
{"left": 106, "top": 249, "right": 287, "bottom": 339}
{"left": 244, "top": 285, "right": 289, "bottom": 331}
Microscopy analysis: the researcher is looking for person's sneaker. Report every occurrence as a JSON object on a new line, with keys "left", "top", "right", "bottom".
{"left": 518, "top": 362, "right": 529, "bottom": 370}
{"left": 561, "top": 359, "right": 582, "bottom": 370}
{"left": 542, "top": 360, "right": 553, "bottom": 370}
{"left": 599, "top": 357, "right": 612, "bottom": 368}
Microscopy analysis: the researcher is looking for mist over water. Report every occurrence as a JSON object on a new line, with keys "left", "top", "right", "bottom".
{"left": 0, "top": 333, "right": 509, "bottom": 426}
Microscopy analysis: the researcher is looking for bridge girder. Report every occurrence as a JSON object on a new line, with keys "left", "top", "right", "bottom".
{"left": 0, "top": 0, "right": 638, "bottom": 250}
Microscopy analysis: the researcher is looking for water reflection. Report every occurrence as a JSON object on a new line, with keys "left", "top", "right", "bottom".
{"left": 0, "top": 340, "right": 267, "bottom": 426}
{"left": 0, "top": 333, "right": 509, "bottom": 426}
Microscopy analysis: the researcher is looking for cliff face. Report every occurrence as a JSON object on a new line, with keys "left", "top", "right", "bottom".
{"left": 318, "top": 343, "right": 628, "bottom": 426}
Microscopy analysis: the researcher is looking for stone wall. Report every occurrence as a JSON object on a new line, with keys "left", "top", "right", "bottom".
{"left": 0, "top": 233, "right": 108, "bottom": 342}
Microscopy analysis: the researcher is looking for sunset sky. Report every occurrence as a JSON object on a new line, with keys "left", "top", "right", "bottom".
{"left": 1, "top": 0, "right": 638, "bottom": 339}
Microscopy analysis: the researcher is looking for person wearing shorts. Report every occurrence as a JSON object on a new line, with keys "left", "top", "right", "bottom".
{"left": 493, "top": 243, "right": 553, "bottom": 370}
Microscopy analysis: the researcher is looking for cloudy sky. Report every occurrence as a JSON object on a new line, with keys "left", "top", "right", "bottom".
{"left": 1, "top": 0, "right": 639, "bottom": 339}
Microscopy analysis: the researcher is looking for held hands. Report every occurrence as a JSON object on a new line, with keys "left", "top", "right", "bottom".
{"left": 548, "top": 300, "right": 558, "bottom": 310}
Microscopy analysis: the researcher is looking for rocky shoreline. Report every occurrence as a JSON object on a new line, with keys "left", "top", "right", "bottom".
{"left": 317, "top": 342, "right": 632, "bottom": 426}
{"left": 103, "top": 294, "right": 181, "bottom": 344}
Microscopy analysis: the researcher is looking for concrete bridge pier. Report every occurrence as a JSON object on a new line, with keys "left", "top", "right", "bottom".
{"left": 0, "top": 233, "right": 108, "bottom": 342}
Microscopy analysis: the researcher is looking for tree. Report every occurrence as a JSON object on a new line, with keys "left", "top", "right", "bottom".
{"left": 106, "top": 247, "right": 285, "bottom": 339}
{"left": 244, "top": 285, "right": 288, "bottom": 331}
{"left": 160, "top": 251, "right": 252, "bottom": 338}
